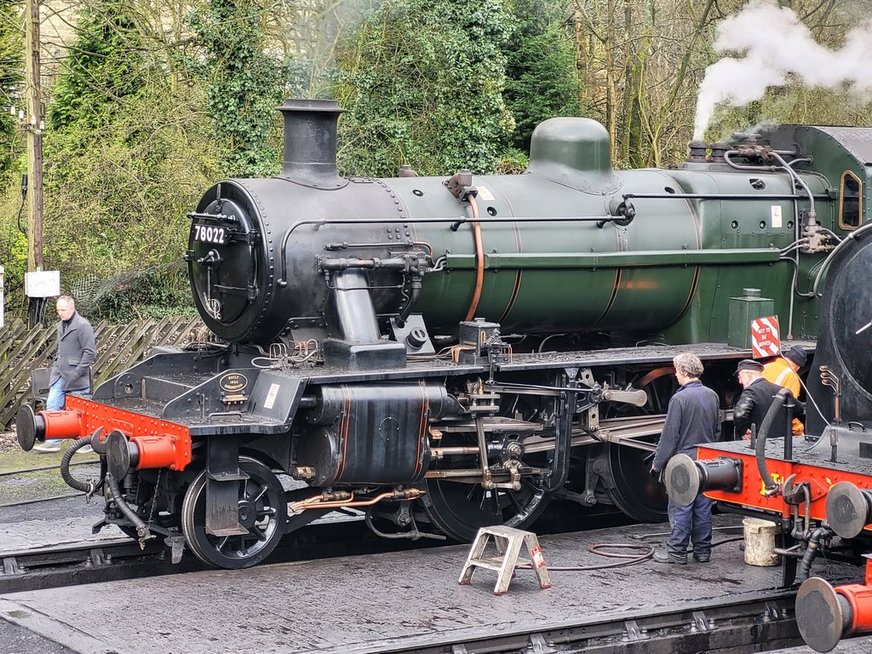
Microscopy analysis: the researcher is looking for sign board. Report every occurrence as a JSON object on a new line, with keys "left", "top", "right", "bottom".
{"left": 24, "top": 270, "right": 60, "bottom": 298}
{"left": 751, "top": 316, "right": 781, "bottom": 358}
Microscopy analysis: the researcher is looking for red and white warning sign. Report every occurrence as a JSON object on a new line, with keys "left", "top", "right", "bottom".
{"left": 751, "top": 316, "right": 780, "bottom": 358}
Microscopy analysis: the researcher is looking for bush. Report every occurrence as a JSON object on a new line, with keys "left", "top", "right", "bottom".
{"left": 334, "top": 0, "right": 515, "bottom": 177}
{"left": 71, "top": 263, "right": 196, "bottom": 323}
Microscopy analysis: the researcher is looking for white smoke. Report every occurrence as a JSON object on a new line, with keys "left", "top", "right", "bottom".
{"left": 694, "top": 0, "right": 872, "bottom": 140}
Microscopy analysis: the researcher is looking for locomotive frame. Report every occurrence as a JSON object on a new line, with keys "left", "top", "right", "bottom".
{"left": 16, "top": 99, "right": 871, "bottom": 572}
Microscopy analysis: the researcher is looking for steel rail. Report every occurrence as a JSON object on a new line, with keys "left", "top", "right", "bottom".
{"left": 0, "top": 514, "right": 432, "bottom": 595}
{"left": 338, "top": 589, "right": 802, "bottom": 654}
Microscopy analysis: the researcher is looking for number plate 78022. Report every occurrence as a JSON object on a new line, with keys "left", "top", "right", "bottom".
{"left": 193, "top": 225, "right": 228, "bottom": 245}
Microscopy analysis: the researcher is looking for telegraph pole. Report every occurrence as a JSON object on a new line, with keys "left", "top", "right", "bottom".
{"left": 24, "top": 0, "right": 44, "bottom": 271}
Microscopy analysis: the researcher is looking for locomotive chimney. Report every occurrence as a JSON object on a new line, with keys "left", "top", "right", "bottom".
{"left": 710, "top": 142, "right": 729, "bottom": 163}
{"left": 278, "top": 99, "right": 346, "bottom": 189}
{"left": 687, "top": 141, "right": 708, "bottom": 163}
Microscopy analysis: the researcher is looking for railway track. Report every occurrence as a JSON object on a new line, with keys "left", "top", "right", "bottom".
{"left": 352, "top": 589, "right": 801, "bottom": 654}
{"left": 3, "top": 511, "right": 858, "bottom": 654}
{"left": 0, "top": 508, "right": 621, "bottom": 595}
{"left": 0, "top": 458, "right": 632, "bottom": 596}
{"left": 0, "top": 514, "right": 438, "bottom": 595}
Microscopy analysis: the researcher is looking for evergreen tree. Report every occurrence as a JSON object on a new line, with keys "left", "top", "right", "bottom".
{"left": 335, "top": 0, "right": 515, "bottom": 177}
{"left": 41, "top": 0, "right": 213, "bottom": 285}
{"left": 189, "top": 0, "right": 283, "bottom": 178}
{"left": 503, "top": 0, "right": 580, "bottom": 151}
{"left": 49, "top": 0, "right": 146, "bottom": 132}
{"left": 0, "top": 0, "right": 23, "bottom": 175}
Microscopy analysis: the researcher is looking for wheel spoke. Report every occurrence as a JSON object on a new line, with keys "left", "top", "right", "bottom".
{"left": 421, "top": 421, "right": 555, "bottom": 541}
{"left": 466, "top": 483, "right": 483, "bottom": 505}
{"left": 487, "top": 489, "right": 501, "bottom": 517}
{"left": 521, "top": 477, "right": 542, "bottom": 494}
{"left": 252, "top": 486, "right": 267, "bottom": 504}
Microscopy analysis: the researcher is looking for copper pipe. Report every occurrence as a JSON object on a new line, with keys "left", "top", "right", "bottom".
{"left": 464, "top": 195, "right": 484, "bottom": 321}
{"left": 288, "top": 489, "right": 425, "bottom": 513}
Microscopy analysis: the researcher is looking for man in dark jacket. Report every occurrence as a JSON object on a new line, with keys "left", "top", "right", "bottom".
{"left": 33, "top": 296, "right": 96, "bottom": 453}
{"left": 734, "top": 359, "right": 790, "bottom": 441}
{"left": 652, "top": 353, "right": 720, "bottom": 564}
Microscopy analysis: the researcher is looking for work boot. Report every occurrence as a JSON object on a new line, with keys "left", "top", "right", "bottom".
{"left": 692, "top": 552, "right": 711, "bottom": 563}
{"left": 652, "top": 548, "right": 687, "bottom": 565}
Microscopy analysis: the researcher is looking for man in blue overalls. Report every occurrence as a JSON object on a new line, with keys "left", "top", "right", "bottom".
{"left": 651, "top": 353, "right": 721, "bottom": 564}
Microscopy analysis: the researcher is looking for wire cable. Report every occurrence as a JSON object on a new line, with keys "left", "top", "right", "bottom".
{"left": 15, "top": 174, "right": 26, "bottom": 235}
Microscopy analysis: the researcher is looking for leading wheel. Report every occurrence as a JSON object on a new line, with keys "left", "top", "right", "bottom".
{"left": 181, "top": 457, "right": 287, "bottom": 569}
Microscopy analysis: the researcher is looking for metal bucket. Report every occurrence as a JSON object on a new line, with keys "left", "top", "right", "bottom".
{"left": 742, "top": 518, "right": 780, "bottom": 566}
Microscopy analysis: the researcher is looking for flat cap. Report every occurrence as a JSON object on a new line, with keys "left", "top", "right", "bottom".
{"left": 736, "top": 359, "right": 764, "bottom": 374}
{"left": 783, "top": 345, "right": 807, "bottom": 367}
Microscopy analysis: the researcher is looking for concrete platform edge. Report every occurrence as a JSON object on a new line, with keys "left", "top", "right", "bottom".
{"left": 0, "top": 599, "right": 122, "bottom": 654}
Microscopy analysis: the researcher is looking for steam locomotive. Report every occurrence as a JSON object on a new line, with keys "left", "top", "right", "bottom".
{"left": 664, "top": 210, "right": 872, "bottom": 647}
{"left": 15, "top": 99, "right": 864, "bottom": 570}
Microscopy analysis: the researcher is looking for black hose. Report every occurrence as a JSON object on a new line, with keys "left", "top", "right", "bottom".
{"left": 516, "top": 534, "right": 746, "bottom": 573}
{"left": 796, "top": 526, "right": 833, "bottom": 583}
{"left": 105, "top": 472, "right": 151, "bottom": 544}
{"left": 518, "top": 543, "right": 654, "bottom": 572}
{"left": 60, "top": 438, "right": 104, "bottom": 493}
{"left": 394, "top": 278, "right": 422, "bottom": 328}
{"left": 756, "top": 388, "right": 790, "bottom": 494}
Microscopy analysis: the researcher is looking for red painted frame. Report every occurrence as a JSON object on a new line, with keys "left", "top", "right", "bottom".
{"left": 66, "top": 395, "right": 192, "bottom": 472}
{"left": 697, "top": 445, "right": 872, "bottom": 532}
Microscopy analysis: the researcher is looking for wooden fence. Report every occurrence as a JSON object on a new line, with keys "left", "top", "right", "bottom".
{"left": 0, "top": 316, "right": 203, "bottom": 428}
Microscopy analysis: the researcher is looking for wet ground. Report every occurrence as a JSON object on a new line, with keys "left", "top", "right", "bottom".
{"left": 0, "top": 431, "right": 99, "bottom": 507}
{"left": 773, "top": 638, "right": 872, "bottom": 653}
{"left": 0, "top": 514, "right": 862, "bottom": 654}
{"left": 0, "top": 430, "right": 127, "bottom": 554}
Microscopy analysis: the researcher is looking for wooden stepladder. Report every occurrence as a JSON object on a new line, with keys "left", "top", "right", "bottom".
{"left": 458, "top": 525, "right": 551, "bottom": 595}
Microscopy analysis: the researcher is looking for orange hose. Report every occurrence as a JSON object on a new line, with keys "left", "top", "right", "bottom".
{"left": 464, "top": 195, "right": 484, "bottom": 321}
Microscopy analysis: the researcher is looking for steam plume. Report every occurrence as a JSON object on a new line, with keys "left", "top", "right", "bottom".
{"left": 694, "top": 0, "right": 872, "bottom": 140}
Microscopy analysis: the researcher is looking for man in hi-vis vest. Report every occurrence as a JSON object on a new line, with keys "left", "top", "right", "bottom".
{"left": 762, "top": 345, "right": 806, "bottom": 435}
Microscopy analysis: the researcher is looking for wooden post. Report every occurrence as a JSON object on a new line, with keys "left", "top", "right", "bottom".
{"left": 24, "top": 0, "right": 44, "bottom": 272}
